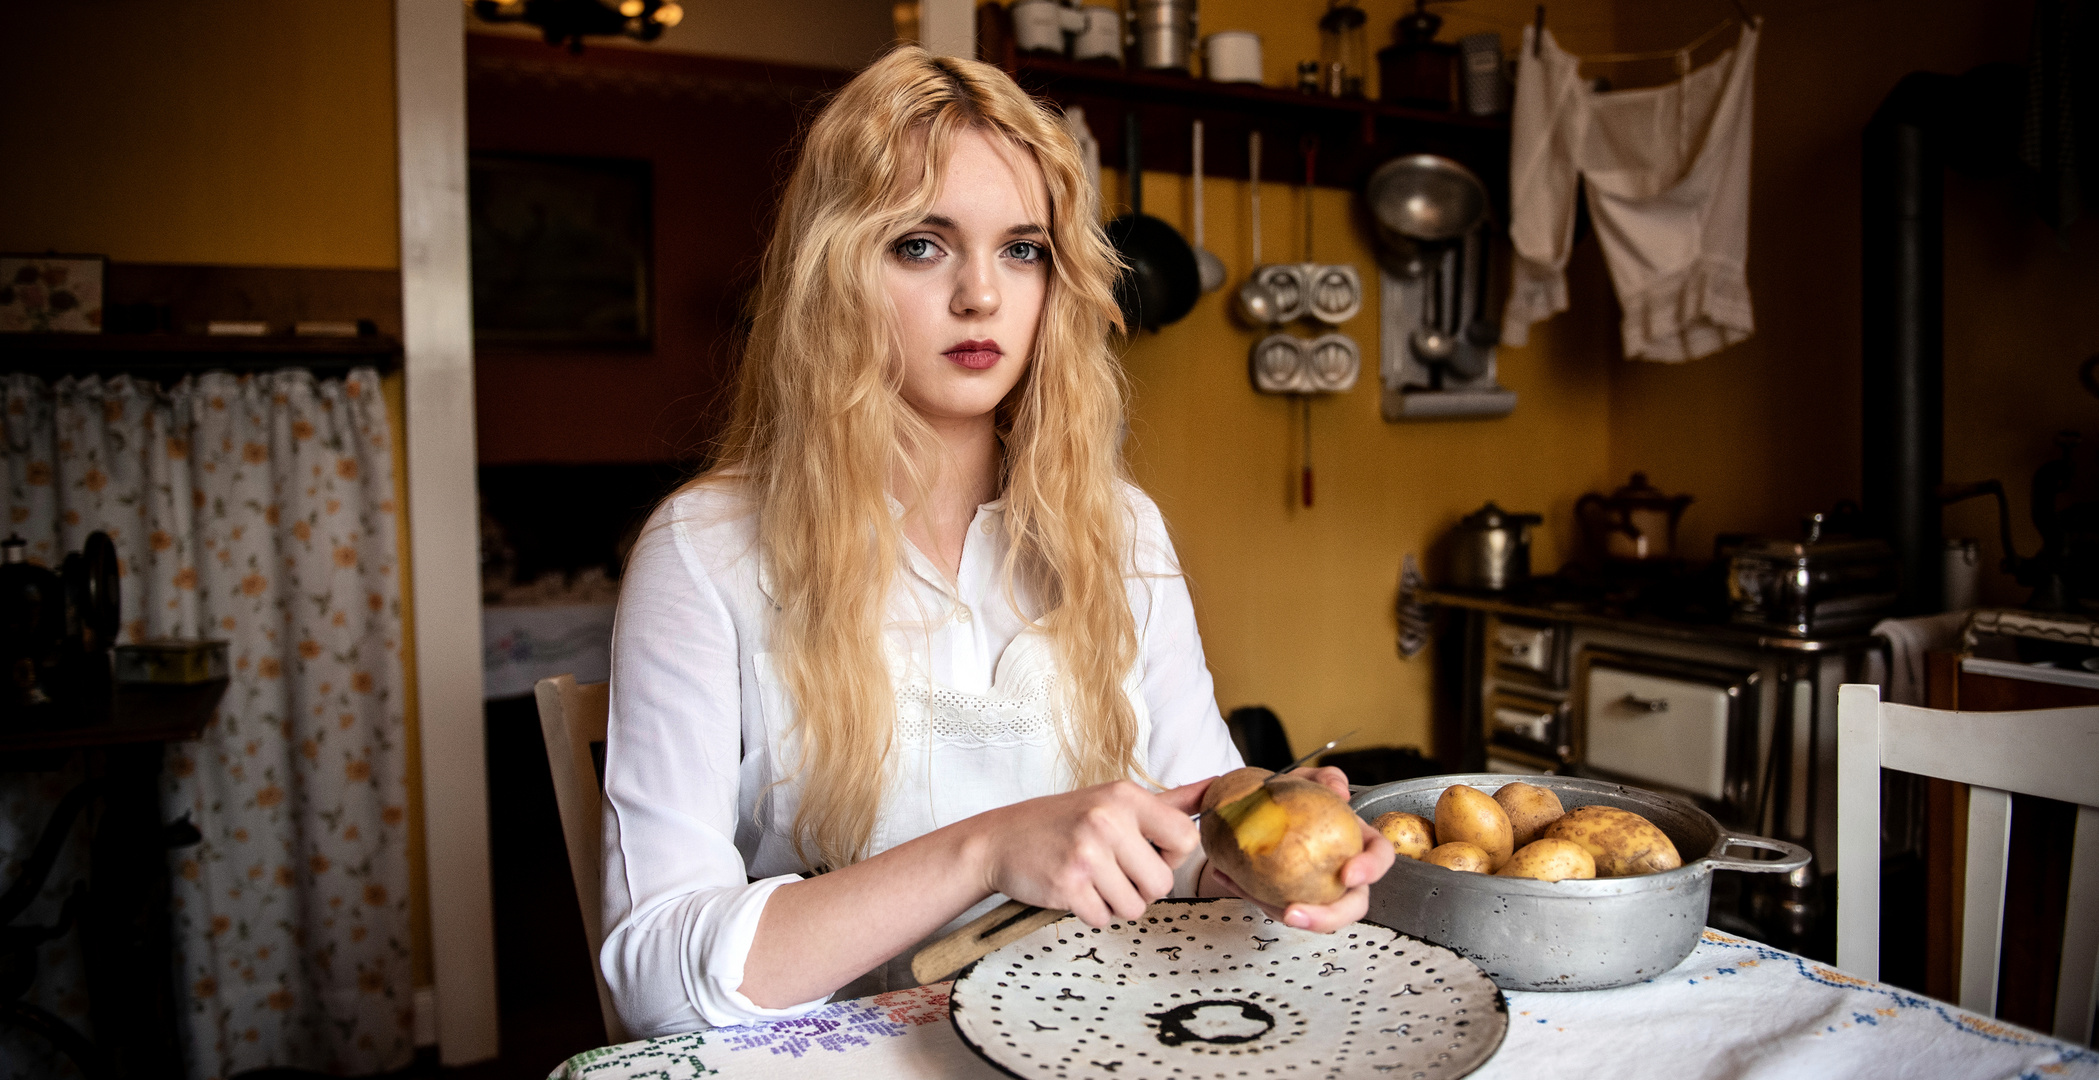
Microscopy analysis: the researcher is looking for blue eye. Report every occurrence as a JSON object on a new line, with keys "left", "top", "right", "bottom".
{"left": 895, "top": 237, "right": 939, "bottom": 262}
{"left": 1005, "top": 241, "right": 1046, "bottom": 263}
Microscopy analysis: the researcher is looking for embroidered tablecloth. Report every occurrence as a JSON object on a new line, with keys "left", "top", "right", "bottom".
{"left": 550, "top": 930, "right": 2099, "bottom": 1080}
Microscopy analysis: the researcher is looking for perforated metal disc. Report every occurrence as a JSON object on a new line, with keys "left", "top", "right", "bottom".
{"left": 949, "top": 897, "right": 1507, "bottom": 1080}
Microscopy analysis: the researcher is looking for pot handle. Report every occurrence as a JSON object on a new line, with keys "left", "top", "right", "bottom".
{"left": 1705, "top": 831, "right": 1813, "bottom": 874}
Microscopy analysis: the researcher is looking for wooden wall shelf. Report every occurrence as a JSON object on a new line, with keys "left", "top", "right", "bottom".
{"left": 1005, "top": 55, "right": 1509, "bottom": 210}
{"left": 0, "top": 333, "right": 401, "bottom": 383}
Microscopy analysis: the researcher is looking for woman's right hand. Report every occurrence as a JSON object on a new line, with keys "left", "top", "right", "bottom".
{"left": 967, "top": 779, "right": 1209, "bottom": 927}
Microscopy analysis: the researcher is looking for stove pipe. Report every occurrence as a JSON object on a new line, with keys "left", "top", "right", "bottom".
{"left": 1861, "top": 73, "right": 1955, "bottom": 615}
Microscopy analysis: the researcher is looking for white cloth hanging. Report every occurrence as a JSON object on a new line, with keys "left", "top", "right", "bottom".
{"left": 1501, "top": 22, "right": 1761, "bottom": 362}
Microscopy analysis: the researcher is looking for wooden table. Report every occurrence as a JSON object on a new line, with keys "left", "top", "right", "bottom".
{"left": 1, "top": 678, "right": 228, "bottom": 1079}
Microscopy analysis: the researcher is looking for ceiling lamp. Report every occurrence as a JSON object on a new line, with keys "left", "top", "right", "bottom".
{"left": 470, "top": 0, "right": 685, "bottom": 53}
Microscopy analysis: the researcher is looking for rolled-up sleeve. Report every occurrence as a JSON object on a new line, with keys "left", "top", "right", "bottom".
{"left": 599, "top": 508, "right": 830, "bottom": 1034}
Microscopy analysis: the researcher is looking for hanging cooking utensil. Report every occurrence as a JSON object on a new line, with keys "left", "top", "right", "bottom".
{"left": 1445, "top": 226, "right": 1496, "bottom": 380}
{"left": 1365, "top": 153, "right": 1488, "bottom": 244}
{"left": 1191, "top": 120, "right": 1226, "bottom": 293}
{"left": 1299, "top": 136, "right": 1319, "bottom": 510}
{"left": 1300, "top": 395, "right": 1315, "bottom": 507}
{"left": 1234, "top": 130, "right": 1283, "bottom": 325}
{"left": 1299, "top": 134, "right": 1318, "bottom": 264}
{"left": 1463, "top": 221, "right": 1500, "bottom": 347}
{"left": 1411, "top": 246, "right": 1457, "bottom": 363}
{"left": 1107, "top": 112, "right": 1201, "bottom": 332}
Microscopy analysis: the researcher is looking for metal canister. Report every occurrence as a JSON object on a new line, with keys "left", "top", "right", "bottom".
{"left": 1944, "top": 537, "right": 1980, "bottom": 611}
{"left": 1125, "top": 0, "right": 1197, "bottom": 72}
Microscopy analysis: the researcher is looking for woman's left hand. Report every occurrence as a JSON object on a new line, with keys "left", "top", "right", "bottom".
{"left": 1198, "top": 765, "right": 1395, "bottom": 933}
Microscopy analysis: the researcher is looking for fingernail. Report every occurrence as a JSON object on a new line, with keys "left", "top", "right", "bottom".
{"left": 1285, "top": 909, "right": 1310, "bottom": 928}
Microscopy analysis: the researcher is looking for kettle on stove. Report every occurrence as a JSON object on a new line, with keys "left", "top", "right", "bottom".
{"left": 1447, "top": 501, "right": 1543, "bottom": 592}
{"left": 1577, "top": 472, "right": 1694, "bottom": 563}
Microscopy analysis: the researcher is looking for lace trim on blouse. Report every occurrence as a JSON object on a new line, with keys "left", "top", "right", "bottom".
{"left": 892, "top": 670, "right": 1060, "bottom": 748}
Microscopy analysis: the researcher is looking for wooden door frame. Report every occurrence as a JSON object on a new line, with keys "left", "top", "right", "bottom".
{"left": 396, "top": 0, "right": 500, "bottom": 1063}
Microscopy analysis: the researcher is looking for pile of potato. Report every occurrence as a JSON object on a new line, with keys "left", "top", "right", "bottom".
{"left": 1371, "top": 782, "right": 1682, "bottom": 883}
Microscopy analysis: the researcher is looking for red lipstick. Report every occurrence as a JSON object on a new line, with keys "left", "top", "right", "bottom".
{"left": 944, "top": 339, "right": 1002, "bottom": 370}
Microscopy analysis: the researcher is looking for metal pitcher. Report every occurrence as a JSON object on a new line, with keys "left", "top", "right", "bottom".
{"left": 1448, "top": 501, "right": 1542, "bottom": 592}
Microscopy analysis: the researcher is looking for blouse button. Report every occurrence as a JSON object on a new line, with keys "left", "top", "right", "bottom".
{"left": 956, "top": 607, "right": 973, "bottom": 624}
{"left": 980, "top": 520, "right": 995, "bottom": 535}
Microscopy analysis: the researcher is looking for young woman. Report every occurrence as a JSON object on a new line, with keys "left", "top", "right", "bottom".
{"left": 601, "top": 46, "right": 1393, "bottom": 1037}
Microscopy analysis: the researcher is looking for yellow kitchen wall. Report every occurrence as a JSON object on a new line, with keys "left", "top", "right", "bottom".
{"left": 0, "top": 1, "right": 400, "bottom": 268}
{"left": 1116, "top": 1, "right": 1622, "bottom": 756}
{"left": 1603, "top": 0, "right": 2099, "bottom": 606}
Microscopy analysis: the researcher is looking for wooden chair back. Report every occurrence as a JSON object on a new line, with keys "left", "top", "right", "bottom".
{"left": 533, "top": 674, "right": 629, "bottom": 1045}
{"left": 1836, "top": 682, "right": 2099, "bottom": 1044}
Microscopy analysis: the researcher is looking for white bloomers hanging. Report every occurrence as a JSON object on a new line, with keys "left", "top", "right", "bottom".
{"left": 1502, "top": 21, "right": 1761, "bottom": 362}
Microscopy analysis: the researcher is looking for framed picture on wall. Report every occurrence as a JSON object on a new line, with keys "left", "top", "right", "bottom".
{"left": 0, "top": 253, "right": 106, "bottom": 333}
{"left": 469, "top": 153, "right": 652, "bottom": 348}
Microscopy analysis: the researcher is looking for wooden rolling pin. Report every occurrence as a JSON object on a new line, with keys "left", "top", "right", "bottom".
{"left": 910, "top": 898, "right": 1067, "bottom": 984}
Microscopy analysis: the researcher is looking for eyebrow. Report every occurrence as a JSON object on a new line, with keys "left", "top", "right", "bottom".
{"left": 916, "top": 215, "right": 1048, "bottom": 239}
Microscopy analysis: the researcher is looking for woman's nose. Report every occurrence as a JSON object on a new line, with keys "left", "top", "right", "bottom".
{"left": 951, "top": 260, "right": 1000, "bottom": 317}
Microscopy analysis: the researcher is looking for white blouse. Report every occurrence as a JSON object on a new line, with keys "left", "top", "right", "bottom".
{"left": 600, "top": 481, "right": 1243, "bottom": 1036}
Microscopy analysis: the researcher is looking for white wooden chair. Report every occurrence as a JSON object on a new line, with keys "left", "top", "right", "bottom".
{"left": 533, "top": 674, "right": 630, "bottom": 1045}
{"left": 1836, "top": 682, "right": 2099, "bottom": 1044}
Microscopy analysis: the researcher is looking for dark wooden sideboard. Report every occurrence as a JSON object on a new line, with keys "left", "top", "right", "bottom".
{"left": 1, "top": 679, "right": 228, "bottom": 1078}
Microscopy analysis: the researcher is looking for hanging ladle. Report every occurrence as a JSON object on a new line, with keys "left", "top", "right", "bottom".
{"left": 1234, "top": 131, "right": 1282, "bottom": 325}
{"left": 1191, "top": 120, "right": 1226, "bottom": 293}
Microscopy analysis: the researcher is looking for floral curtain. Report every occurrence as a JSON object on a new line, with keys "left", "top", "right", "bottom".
{"left": 0, "top": 369, "right": 413, "bottom": 1079}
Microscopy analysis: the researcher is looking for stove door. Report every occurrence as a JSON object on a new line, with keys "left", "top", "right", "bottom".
{"left": 1578, "top": 652, "right": 1751, "bottom": 804}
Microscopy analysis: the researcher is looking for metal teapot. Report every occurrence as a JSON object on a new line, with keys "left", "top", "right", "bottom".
{"left": 1577, "top": 472, "right": 1693, "bottom": 563}
{"left": 1447, "top": 501, "right": 1542, "bottom": 592}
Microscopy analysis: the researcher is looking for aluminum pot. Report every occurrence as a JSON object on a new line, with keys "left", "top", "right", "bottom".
{"left": 1350, "top": 774, "right": 1811, "bottom": 991}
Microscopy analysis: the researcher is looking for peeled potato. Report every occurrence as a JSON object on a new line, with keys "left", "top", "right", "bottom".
{"left": 1541, "top": 805, "right": 1682, "bottom": 877}
{"left": 1424, "top": 841, "right": 1492, "bottom": 873}
{"left": 1371, "top": 811, "right": 1435, "bottom": 860}
{"left": 1434, "top": 785, "right": 1514, "bottom": 870}
{"left": 1495, "top": 838, "right": 1597, "bottom": 882}
{"left": 1201, "top": 768, "right": 1365, "bottom": 908}
{"left": 1494, "top": 782, "right": 1566, "bottom": 849}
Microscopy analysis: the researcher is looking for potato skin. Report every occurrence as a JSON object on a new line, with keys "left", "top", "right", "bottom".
{"left": 1494, "top": 782, "right": 1566, "bottom": 849}
{"left": 1372, "top": 812, "right": 1435, "bottom": 860}
{"left": 1424, "top": 842, "right": 1492, "bottom": 873}
{"left": 1495, "top": 838, "right": 1597, "bottom": 882}
{"left": 1434, "top": 785, "right": 1514, "bottom": 870}
{"left": 1202, "top": 775, "right": 1364, "bottom": 907}
{"left": 1541, "top": 806, "right": 1682, "bottom": 877}
{"left": 1201, "top": 767, "right": 1275, "bottom": 814}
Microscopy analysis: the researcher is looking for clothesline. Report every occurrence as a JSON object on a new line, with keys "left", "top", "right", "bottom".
{"left": 1449, "top": 0, "right": 1880, "bottom": 38}
{"left": 1564, "top": 16, "right": 1746, "bottom": 66}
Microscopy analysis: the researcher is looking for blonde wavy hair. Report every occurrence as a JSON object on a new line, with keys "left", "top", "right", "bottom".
{"left": 688, "top": 46, "right": 1141, "bottom": 870}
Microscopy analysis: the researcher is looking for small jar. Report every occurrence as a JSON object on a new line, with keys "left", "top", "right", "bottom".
{"left": 1317, "top": 0, "right": 1368, "bottom": 98}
